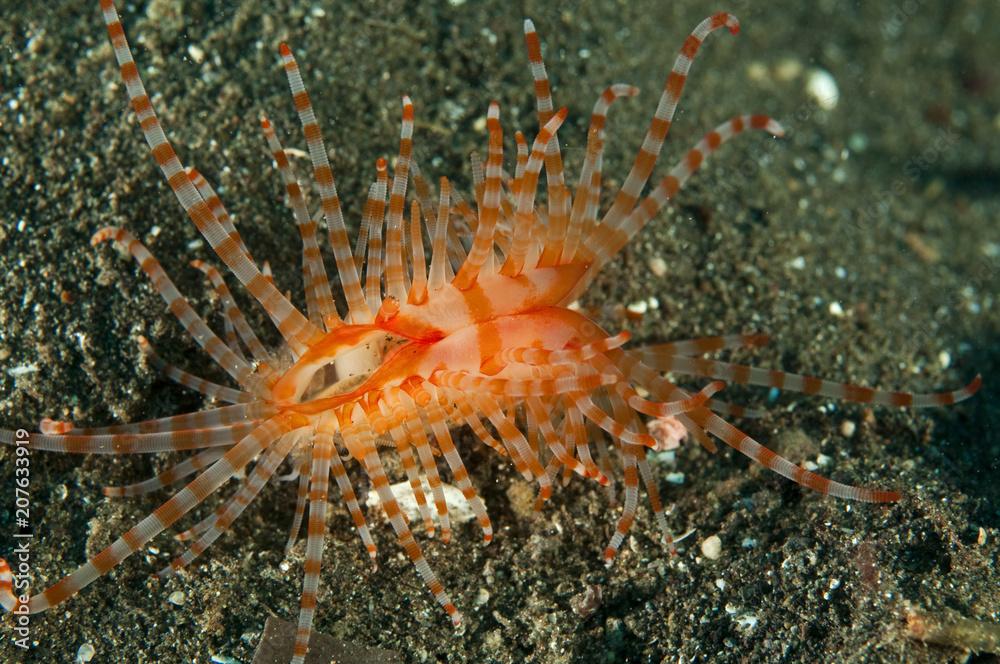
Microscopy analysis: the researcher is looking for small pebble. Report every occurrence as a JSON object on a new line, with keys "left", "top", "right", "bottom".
{"left": 626, "top": 300, "right": 648, "bottom": 315}
{"left": 828, "top": 301, "right": 845, "bottom": 317}
{"left": 938, "top": 351, "right": 951, "bottom": 369}
{"left": 840, "top": 420, "right": 857, "bottom": 438}
{"left": 570, "top": 585, "right": 603, "bottom": 618}
{"left": 665, "top": 471, "right": 685, "bottom": 485}
{"left": 746, "top": 61, "right": 768, "bottom": 81}
{"left": 805, "top": 68, "right": 839, "bottom": 110}
{"left": 76, "top": 643, "right": 96, "bottom": 663}
{"left": 648, "top": 256, "right": 668, "bottom": 277}
{"left": 187, "top": 44, "right": 205, "bottom": 64}
{"left": 168, "top": 591, "right": 186, "bottom": 606}
{"left": 701, "top": 535, "right": 722, "bottom": 560}
{"left": 775, "top": 57, "right": 803, "bottom": 81}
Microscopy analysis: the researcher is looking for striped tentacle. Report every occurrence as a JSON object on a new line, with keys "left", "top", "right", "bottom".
{"left": 188, "top": 261, "right": 273, "bottom": 364}
{"left": 417, "top": 162, "right": 472, "bottom": 279}
{"left": 522, "top": 403, "right": 552, "bottom": 511}
{"left": 691, "top": 407, "right": 902, "bottom": 502}
{"left": 412, "top": 383, "right": 494, "bottom": 543}
{"left": 577, "top": 115, "right": 783, "bottom": 306}
{"left": 220, "top": 310, "right": 245, "bottom": 360}
{"left": 39, "top": 419, "right": 73, "bottom": 434}
{"left": 591, "top": 115, "right": 785, "bottom": 270}
{"left": 607, "top": 387, "right": 662, "bottom": 561}
{"left": 566, "top": 12, "right": 745, "bottom": 300}
{"left": 92, "top": 227, "right": 260, "bottom": 390}
{"left": 453, "top": 103, "right": 504, "bottom": 288}
{"left": 290, "top": 426, "right": 334, "bottom": 664}
{"left": 649, "top": 332, "right": 771, "bottom": 356}
{"left": 390, "top": 388, "right": 452, "bottom": 543}
{"left": 511, "top": 131, "right": 529, "bottom": 195}
{"left": 445, "top": 390, "right": 508, "bottom": 458}
{"left": 595, "top": 12, "right": 741, "bottom": 235}
{"left": 500, "top": 107, "right": 569, "bottom": 277}
{"left": 102, "top": 448, "right": 226, "bottom": 497}
{"left": 569, "top": 391, "right": 656, "bottom": 447}
{"left": 0, "top": 414, "right": 304, "bottom": 614}
{"left": 347, "top": 407, "right": 461, "bottom": 625}
{"left": 364, "top": 159, "right": 389, "bottom": 313}
{"left": 352, "top": 182, "right": 377, "bottom": 273}
{"left": 703, "top": 400, "right": 766, "bottom": 419}
{"left": 617, "top": 349, "right": 714, "bottom": 454}
{"left": 182, "top": 176, "right": 257, "bottom": 358}
{"left": 638, "top": 351, "right": 982, "bottom": 408}
{"left": 592, "top": 419, "right": 618, "bottom": 502}
{"left": 0, "top": 421, "right": 259, "bottom": 455}
{"left": 377, "top": 400, "right": 436, "bottom": 538}
{"left": 408, "top": 160, "right": 437, "bottom": 235}
{"left": 159, "top": 431, "right": 300, "bottom": 577}
{"left": 138, "top": 335, "right": 254, "bottom": 404}
{"left": 50, "top": 402, "right": 270, "bottom": 436}
{"left": 602, "top": 420, "right": 642, "bottom": 564}
{"left": 618, "top": 352, "right": 901, "bottom": 501}
{"left": 283, "top": 456, "right": 311, "bottom": 553}
{"left": 522, "top": 19, "right": 571, "bottom": 269}
{"left": 184, "top": 167, "right": 255, "bottom": 265}
{"left": 563, "top": 402, "right": 607, "bottom": 483}
{"left": 260, "top": 260, "right": 276, "bottom": 287}
{"left": 588, "top": 352, "right": 725, "bottom": 418}
{"left": 477, "top": 403, "right": 533, "bottom": 482}
{"left": 0, "top": 561, "right": 13, "bottom": 612}
{"left": 488, "top": 331, "right": 632, "bottom": 372}
{"left": 277, "top": 43, "right": 371, "bottom": 324}
{"left": 260, "top": 115, "right": 339, "bottom": 329}
{"left": 100, "top": 1, "right": 322, "bottom": 355}
{"left": 447, "top": 193, "right": 477, "bottom": 269}
{"left": 429, "top": 366, "right": 613, "bottom": 397}
{"left": 563, "top": 84, "right": 639, "bottom": 265}
{"left": 408, "top": 201, "right": 429, "bottom": 304}
{"left": 427, "top": 177, "right": 452, "bottom": 292}
{"left": 634, "top": 445, "right": 679, "bottom": 554}
{"left": 524, "top": 397, "right": 594, "bottom": 483}
{"left": 383, "top": 97, "right": 416, "bottom": 303}
{"left": 328, "top": 432, "right": 378, "bottom": 566}
{"left": 475, "top": 394, "right": 552, "bottom": 500}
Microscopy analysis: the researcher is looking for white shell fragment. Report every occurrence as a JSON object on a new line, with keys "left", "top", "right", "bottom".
{"left": 701, "top": 534, "right": 723, "bottom": 560}
{"left": 365, "top": 479, "right": 475, "bottom": 525}
{"left": 806, "top": 68, "right": 839, "bottom": 110}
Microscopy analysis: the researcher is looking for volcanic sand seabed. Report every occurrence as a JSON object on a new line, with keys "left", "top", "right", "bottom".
{"left": 1, "top": 1, "right": 998, "bottom": 662}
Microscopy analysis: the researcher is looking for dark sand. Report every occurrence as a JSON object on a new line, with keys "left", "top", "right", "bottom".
{"left": 1, "top": 1, "right": 998, "bottom": 662}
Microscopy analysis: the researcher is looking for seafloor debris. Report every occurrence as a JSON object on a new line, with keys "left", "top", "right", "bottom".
{"left": 904, "top": 609, "right": 1000, "bottom": 656}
